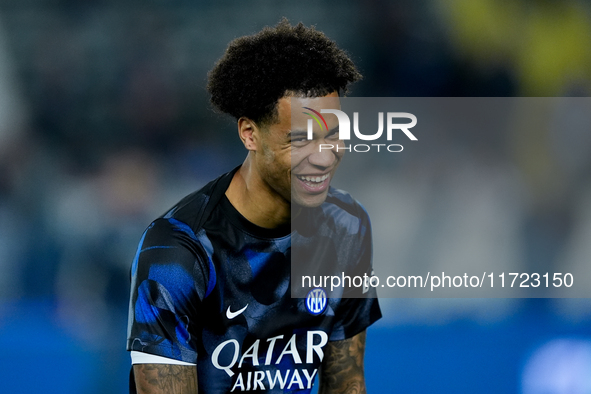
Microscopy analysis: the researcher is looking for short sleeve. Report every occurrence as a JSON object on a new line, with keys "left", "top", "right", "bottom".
{"left": 126, "top": 218, "right": 211, "bottom": 363}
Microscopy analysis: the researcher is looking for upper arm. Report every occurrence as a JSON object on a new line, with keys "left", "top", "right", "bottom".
{"left": 318, "top": 330, "right": 367, "bottom": 394}
{"left": 133, "top": 364, "right": 197, "bottom": 394}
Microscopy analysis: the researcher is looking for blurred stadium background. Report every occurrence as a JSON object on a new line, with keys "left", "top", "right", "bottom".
{"left": 1, "top": 0, "right": 591, "bottom": 392}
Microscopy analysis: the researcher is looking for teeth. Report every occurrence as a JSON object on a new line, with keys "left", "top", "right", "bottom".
{"left": 298, "top": 174, "right": 329, "bottom": 183}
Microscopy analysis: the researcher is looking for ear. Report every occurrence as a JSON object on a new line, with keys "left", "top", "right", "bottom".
{"left": 237, "top": 117, "right": 259, "bottom": 151}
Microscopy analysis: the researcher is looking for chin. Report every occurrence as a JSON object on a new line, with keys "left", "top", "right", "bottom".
{"left": 291, "top": 192, "right": 328, "bottom": 209}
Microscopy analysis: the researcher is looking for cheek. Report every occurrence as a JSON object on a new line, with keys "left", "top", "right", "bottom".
{"left": 289, "top": 148, "right": 309, "bottom": 170}
{"left": 262, "top": 150, "right": 291, "bottom": 182}
{"left": 262, "top": 145, "right": 276, "bottom": 162}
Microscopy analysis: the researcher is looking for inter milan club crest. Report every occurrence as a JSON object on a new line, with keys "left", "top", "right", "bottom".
{"left": 305, "top": 288, "right": 327, "bottom": 315}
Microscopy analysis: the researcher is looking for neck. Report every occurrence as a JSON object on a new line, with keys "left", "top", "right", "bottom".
{"left": 225, "top": 155, "right": 291, "bottom": 229}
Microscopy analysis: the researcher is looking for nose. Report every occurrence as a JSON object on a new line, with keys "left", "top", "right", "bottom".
{"left": 307, "top": 145, "right": 337, "bottom": 169}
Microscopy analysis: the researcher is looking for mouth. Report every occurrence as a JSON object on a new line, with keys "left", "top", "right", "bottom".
{"left": 295, "top": 173, "right": 330, "bottom": 193}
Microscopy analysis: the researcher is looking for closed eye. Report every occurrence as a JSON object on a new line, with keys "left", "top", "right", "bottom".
{"left": 326, "top": 127, "right": 339, "bottom": 139}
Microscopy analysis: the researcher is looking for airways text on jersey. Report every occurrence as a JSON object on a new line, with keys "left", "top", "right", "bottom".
{"left": 210, "top": 330, "right": 328, "bottom": 392}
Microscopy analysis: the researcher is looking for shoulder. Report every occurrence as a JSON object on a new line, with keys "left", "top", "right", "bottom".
{"left": 325, "top": 187, "right": 369, "bottom": 216}
{"left": 132, "top": 216, "right": 214, "bottom": 304}
{"left": 130, "top": 169, "right": 239, "bottom": 297}
{"left": 321, "top": 187, "right": 371, "bottom": 233}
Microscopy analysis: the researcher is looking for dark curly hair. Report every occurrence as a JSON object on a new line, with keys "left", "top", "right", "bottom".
{"left": 207, "top": 19, "right": 362, "bottom": 126}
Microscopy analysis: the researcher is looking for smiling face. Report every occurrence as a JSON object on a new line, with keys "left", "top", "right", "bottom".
{"left": 255, "top": 92, "right": 343, "bottom": 208}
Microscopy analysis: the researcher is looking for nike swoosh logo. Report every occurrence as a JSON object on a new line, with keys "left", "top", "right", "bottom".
{"left": 226, "top": 304, "right": 248, "bottom": 319}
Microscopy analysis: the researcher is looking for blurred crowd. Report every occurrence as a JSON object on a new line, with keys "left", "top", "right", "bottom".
{"left": 0, "top": 0, "right": 591, "bottom": 392}
{"left": 2, "top": 0, "right": 591, "bottom": 336}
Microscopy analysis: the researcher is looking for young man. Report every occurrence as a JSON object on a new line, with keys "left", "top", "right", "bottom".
{"left": 127, "top": 20, "right": 381, "bottom": 393}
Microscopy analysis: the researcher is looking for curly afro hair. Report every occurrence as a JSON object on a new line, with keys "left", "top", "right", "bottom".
{"left": 207, "top": 18, "right": 362, "bottom": 126}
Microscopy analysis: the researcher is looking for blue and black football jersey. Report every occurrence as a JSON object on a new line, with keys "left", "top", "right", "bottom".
{"left": 127, "top": 167, "right": 381, "bottom": 393}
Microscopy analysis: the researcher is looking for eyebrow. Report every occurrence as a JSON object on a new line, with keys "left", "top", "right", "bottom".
{"left": 288, "top": 126, "right": 339, "bottom": 139}
{"left": 287, "top": 130, "right": 308, "bottom": 139}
